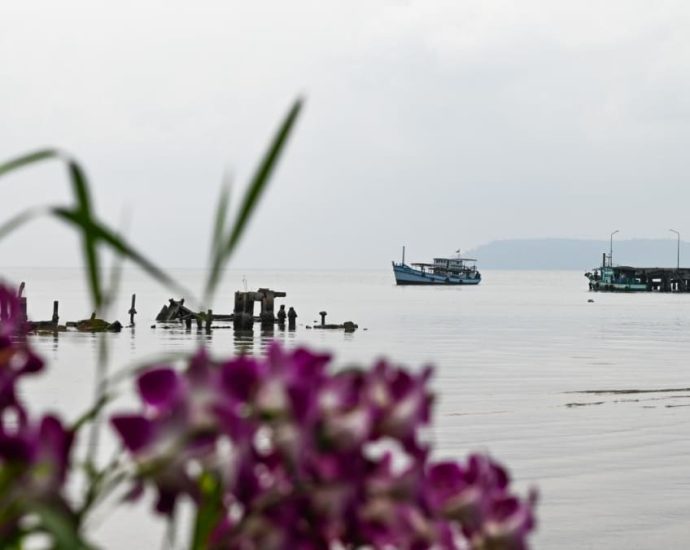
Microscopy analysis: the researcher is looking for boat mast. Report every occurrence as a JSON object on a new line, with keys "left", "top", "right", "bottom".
{"left": 402, "top": 245, "right": 406, "bottom": 264}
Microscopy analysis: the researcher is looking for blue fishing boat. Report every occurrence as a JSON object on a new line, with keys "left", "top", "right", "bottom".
{"left": 392, "top": 247, "right": 481, "bottom": 286}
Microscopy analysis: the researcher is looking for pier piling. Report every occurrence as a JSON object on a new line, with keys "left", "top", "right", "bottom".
{"left": 128, "top": 294, "right": 137, "bottom": 325}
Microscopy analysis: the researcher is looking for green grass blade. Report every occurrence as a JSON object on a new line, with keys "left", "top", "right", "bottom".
{"left": 0, "top": 149, "right": 104, "bottom": 308}
{"left": 68, "top": 160, "right": 93, "bottom": 214}
{"left": 190, "top": 472, "right": 223, "bottom": 550}
{"left": 204, "top": 177, "right": 231, "bottom": 304}
{"left": 224, "top": 98, "right": 302, "bottom": 260}
{"left": 0, "top": 207, "right": 45, "bottom": 241}
{"left": 52, "top": 207, "right": 195, "bottom": 305}
{"left": 211, "top": 176, "right": 231, "bottom": 261}
{"left": 71, "top": 393, "right": 112, "bottom": 433}
{"left": 33, "top": 503, "right": 92, "bottom": 549}
{"left": 204, "top": 98, "right": 303, "bottom": 299}
{"left": 0, "top": 149, "right": 59, "bottom": 177}
{"left": 67, "top": 161, "right": 102, "bottom": 309}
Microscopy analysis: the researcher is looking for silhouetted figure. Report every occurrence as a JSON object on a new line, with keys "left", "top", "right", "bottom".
{"left": 287, "top": 306, "right": 297, "bottom": 330}
{"left": 277, "top": 304, "right": 287, "bottom": 325}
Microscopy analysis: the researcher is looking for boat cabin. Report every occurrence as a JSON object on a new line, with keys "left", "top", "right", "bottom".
{"left": 411, "top": 256, "right": 478, "bottom": 276}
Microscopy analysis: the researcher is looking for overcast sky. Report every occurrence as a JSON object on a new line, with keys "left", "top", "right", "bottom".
{"left": 1, "top": 0, "right": 689, "bottom": 268}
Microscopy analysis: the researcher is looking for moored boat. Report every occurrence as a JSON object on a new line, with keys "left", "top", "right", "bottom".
{"left": 585, "top": 252, "right": 690, "bottom": 292}
{"left": 585, "top": 252, "right": 648, "bottom": 291}
{"left": 392, "top": 247, "right": 481, "bottom": 286}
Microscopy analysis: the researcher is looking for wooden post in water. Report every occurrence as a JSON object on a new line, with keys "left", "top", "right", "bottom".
{"left": 17, "top": 282, "right": 27, "bottom": 322}
{"left": 233, "top": 292, "right": 254, "bottom": 331}
{"left": 259, "top": 289, "right": 275, "bottom": 328}
{"left": 52, "top": 301, "right": 59, "bottom": 326}
{"left": 128, "top": 294, "right": 137, "bottom": 325}
{"left": 205, "top": 309, "right": 213, "bottom": 332}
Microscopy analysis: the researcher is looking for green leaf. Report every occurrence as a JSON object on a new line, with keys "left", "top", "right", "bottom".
{"left": 33, "top": 503, "right": 91, "bottom": 550}
{"left": 52, "top": 207, "right": 195, "bottom": 305}
{"left": 211, "top": 176, "right": 231, "bottom": 262}
{"left": 204, "top": 97, "right": 303, "bottom": 300}
{"left": 67, "top": 160, "right": 93, "bottom": 214}
{"left": 204, "top": 178, "right": 232, "bottom": 305}
{"left": 0, "top": 148, "right": 104, "bottom": 307}
{"left": 71, "top": 392, "right": 112, "bottom": 433}
{"left": 0, "top": 148, "right": 193, "bottom": 310}
{"left": 190, "top": 472, "right": 224, "bottom": 550}
{"left": 65, "top": 160, "right": 102, "bottom": 308}
{"left": 0, "top": 207, "right": 45, "bottom": 241}
{"left": 0, "top": 149, "right": 60, "bottom": 178}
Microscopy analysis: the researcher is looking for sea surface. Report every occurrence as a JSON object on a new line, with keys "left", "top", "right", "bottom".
{"left": 5, "top": 267, "right": 690, "bottom": 549}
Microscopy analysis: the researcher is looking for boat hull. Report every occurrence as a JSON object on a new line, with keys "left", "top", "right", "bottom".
{"left": 588, "top": 281, "right": 648, "bottom": 292}
{"left": 393, "top": 263, "right": 481, "bottom": 285}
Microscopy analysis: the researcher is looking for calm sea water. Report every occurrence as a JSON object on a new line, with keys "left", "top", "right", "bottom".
{"left": 5, "top": 267, "right": 690, "bottom": 549}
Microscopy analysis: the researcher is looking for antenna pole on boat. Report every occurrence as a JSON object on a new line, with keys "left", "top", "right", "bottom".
{"left": 402, "top": 246, "right": 405, "bottom": 265}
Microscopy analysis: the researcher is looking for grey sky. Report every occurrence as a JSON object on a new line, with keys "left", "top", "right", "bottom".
{"left": 2, "top": 0, "right": 689, "bottom": 268}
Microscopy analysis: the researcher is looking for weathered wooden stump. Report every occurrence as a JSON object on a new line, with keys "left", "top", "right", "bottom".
{"left": 128, "top": 294, "right": 137, "bottom": 325}
{"left": 233, "top": 292, "right": 255, "bottom": 330}
{"left": 288, "top": 306, "right": 297, "bottom": 330}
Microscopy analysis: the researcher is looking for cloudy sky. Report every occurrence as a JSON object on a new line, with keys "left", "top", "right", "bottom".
{"left": 1, "top": 0, "right": 689, "bottom": 268}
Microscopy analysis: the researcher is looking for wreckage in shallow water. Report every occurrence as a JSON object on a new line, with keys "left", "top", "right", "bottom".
{"left": 155, "top": 288, "right": 290, "bottom": 331}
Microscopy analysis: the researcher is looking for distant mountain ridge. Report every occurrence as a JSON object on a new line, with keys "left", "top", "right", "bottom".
{"left": 464, "top": 239, "right": 689, "bottom": 270}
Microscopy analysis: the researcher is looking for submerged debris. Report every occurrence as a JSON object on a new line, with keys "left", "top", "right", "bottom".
{"left": 68, "top": 314, "right": 122, "bottom": 333}
{"left": 312, "top": 312, "right": 358, "bottom": 332}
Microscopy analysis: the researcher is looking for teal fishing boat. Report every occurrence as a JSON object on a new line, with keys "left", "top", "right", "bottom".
{"left": 585, "top": 253, "right": 648, "bottom": 291}
{"left": 392, "top": 247, "right": 481, "bottom": 286}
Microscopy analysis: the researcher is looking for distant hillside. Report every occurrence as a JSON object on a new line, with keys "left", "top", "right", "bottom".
{"left": 464, "top": 239, "right": 690, "bottom": 270}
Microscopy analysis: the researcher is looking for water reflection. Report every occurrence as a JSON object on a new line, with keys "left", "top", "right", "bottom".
{"left": 26, "top": 319, "right": 356, "bottom": 360}
{"left": 259, "top": 327, "right": 276, "bottom": 351}
{"left": 230, "top": 325, "right": 285, "bottom": 355}
{"left": 233, "top": 330, "right": 254, "bottom": 355}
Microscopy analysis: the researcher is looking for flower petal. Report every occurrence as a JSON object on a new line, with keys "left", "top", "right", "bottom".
{"left": 137, "top": 367, "right": 183, "bottom": 410}
{"left": 111, "top": 415, "right": 155, "bottom": 453}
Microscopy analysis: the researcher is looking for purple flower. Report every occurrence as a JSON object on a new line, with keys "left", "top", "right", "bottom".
{"left": 0, "top": 414, "right": 75, "bottom": 538}
{"left": 137, "top": 367, "right": 185, "bottom": 411}
{"left": 111, "top": 356, "right": 223, "bottom": 513}
{"left": 110, "top": 342, "right": 537, "bottom": 549}
{"left": 0, "top": 282, "right": 77, "bottom": 542}
{"left": 0, "top": 283, "right": 44, "bottom": 419}
{"left": 427, "top": 454, "right": 536, "bottom": 548}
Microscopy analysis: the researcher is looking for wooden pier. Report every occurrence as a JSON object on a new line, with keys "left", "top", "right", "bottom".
{"left": 587, "top": 254, "right": 690, "bottom": 292}
{"left": 156, "top": 288, "right": 292, "bottom": 331}
{"left": 609, "top": 267, "right": 690, "bottom": 292}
